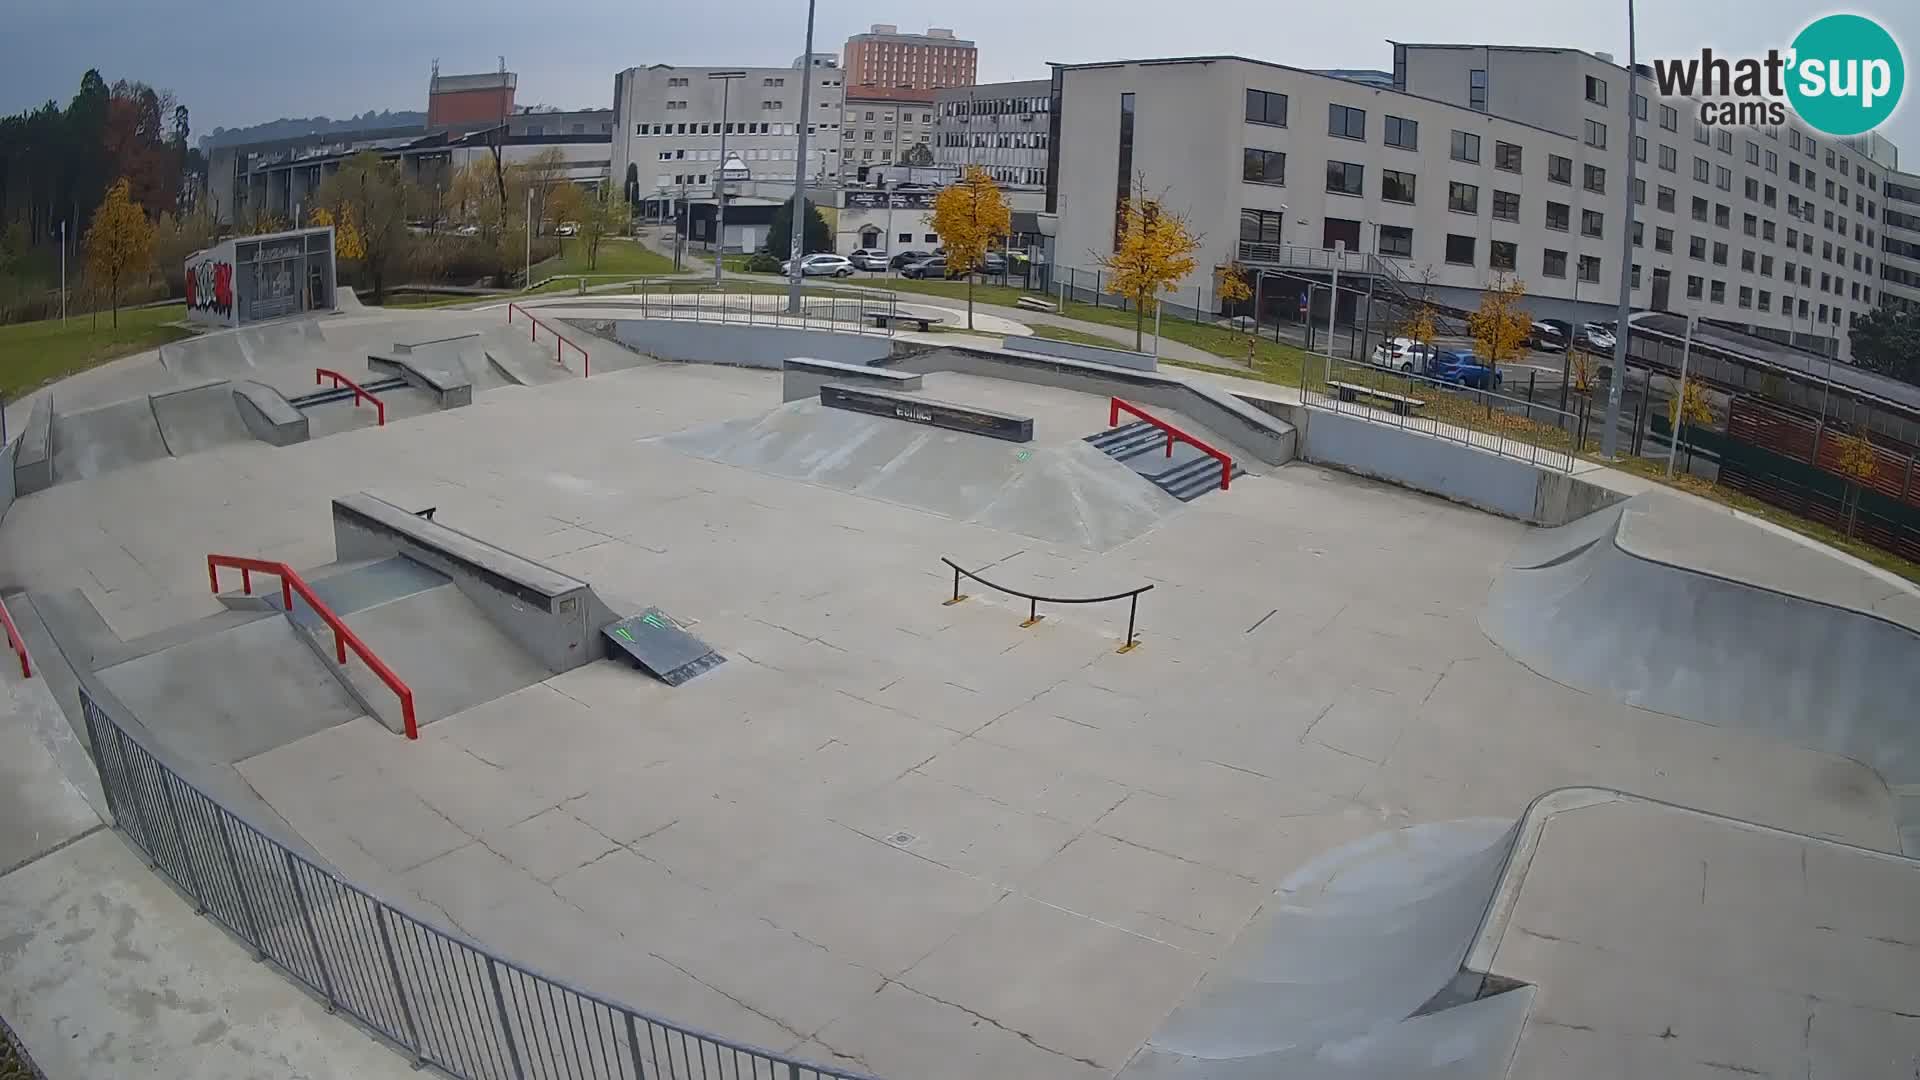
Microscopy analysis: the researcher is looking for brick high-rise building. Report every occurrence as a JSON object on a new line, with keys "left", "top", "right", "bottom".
{"left": 427, "top": 69, "right": 517, "bottom": 129}
{"left": 842, "top": 25, "right": 976, "bottom": 91}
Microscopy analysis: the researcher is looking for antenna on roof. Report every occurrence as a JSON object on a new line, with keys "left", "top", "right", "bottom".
{"left": 499, "top": 55, "right": 506, "bottom": 74}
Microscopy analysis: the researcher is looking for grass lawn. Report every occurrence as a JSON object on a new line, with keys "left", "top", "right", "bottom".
{"left": 1029, "top": 324, "right": 1129, "bottom": 349}
{"left": 531, "top": 236, "right": 676, "bottom": 282}
{"left": 1, "top": 1026, "right": 37, "bottom": 1080}
{"left": 0, "top": 305, "right": 191, "bottom": 400}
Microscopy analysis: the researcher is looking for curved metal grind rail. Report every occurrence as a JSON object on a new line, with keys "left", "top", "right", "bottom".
{"left": 940, "top": 557, "right": 1154, "bottom": 653}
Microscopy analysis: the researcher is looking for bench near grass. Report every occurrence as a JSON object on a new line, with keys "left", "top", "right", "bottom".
{"left": 1327, "top": 379, "right": 1426, "bottom": 416}
{"left": 1015, "top": 295, "right": 1058, "bottom": 313}
{"left": 865, "top": 311, "right": 941, "bottom": 332}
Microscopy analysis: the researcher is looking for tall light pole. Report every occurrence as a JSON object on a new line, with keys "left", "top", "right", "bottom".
{"left": 1600, "top": 0, "right": 1642, "bottom": 458}
{"left": 786, "top": 0, "right": 818, "bottom": 314}
{"left": 710, "top": 71, "right": 746, "bottom": 287}
{"left": 59, "top": 220, "right": 67, "bottom": 322}
{"left": 525, "top": 187, "right": 533, "bottom": 288}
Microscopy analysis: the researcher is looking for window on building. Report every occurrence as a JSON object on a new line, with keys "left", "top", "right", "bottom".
{"left": 1658, "top": 186, "right": 1676, "bottom": 212}
{"left": 1715, "top": 203, "right": 1730, "bottom": 228}
{"left": 1634, "top": 94, "right": 1648, "bottom": 119}
{"left": 1546, "top": 201, "right": 1571, "bottom": 231}
{"left": 1659, "top": 145, "right": 1677, "bottom": 172}
{"left": 1743, "top": 213, "right": 1758, "bottom": 236}
{"left": 1635, "top": 135, "right": 1647, "bottom": 164}
{"left": 1584, "top": 119, "right": 1607, "bottom": 148}
{"left": 1384, "top": 115, "right": 1418, "bottom": 150}
{"left": 1325, "top": 159, "right": 1364, "bottom": 195}
{"left": 1711, "top": 280, "right": 1727, "bottom": 303}
{"left": 1578, "top": 255, "right": 1601, "bottom": 283}
{"left": 1742, "top": 249, "right": 1756, "bottom": 271}
{"left": 1744, "top": 177, "right": 1760, "bottom": 201}
{"left": 1582, "top": 209, "right": 1604, "bottom": 238}
{"left": 1245, "top": 88, "right": 1288, "bottom": 126}
{"left": 1451, "top": 130, "right": 1480, "bottom": 163}
{"left": 1328, "top": 103, "right": 1366, "bottom": 140}
{"left": 1469, "top": 69, "right": 1487, "bottom": 111}
{"left": 1381, "top": 168, "right": 1416, "bottom": 203}
{"left": 1758, "top": 290, "right": 1771, "bottom": 311}
{"left": 1790, "top": 161, "right": 1801, "bottom": 182}
{"left": 1632, "top": 220, "right": 1645, "bottom": 246}
{"left": 1378, "top": 224, "right": 1413, "bottom": 257}
{"left": 1584, "top": 75, "right": 1608, "bottom": 105}
{"left": 1632, "top": 263, "right": 1643, "bottom": 288}
{"left": 1687, "top": 274, "right": 1704, "bottom": 299}
{"left": 1765, "top": 185, "right": 1777, "bottom": 207}
{"left": 1695, "top": 122, "right": 1711, "bottom": 145}
{"left": 1549, "top": 155, "right": 1573, "bottom": 184}
{"left": 1449, "top": 181, "right": 1479, "bottom": 214}
{"left": 1584, "top": 164, "right": 1606, "bottom": 193}
{"left": 1659, "top": 103, "right": 1678, "bottom": 130}
{"left": 1243, "top": 148, "right": 1286, "bottom": 186}
{"left": 1761, "top": 253, "right": 1774, "bottom": 275}
{"left": 1239, "top": 208, "right": 1286, "bottom": 245}
{"left": 1446, "top": 233, "right": 1476, "bottom": 264}
{"left": 1692, "top": 196, "right": 1709, "bottom": 222}
{"left": 1716, "top": 129, "right": 1732, "bottom": 153}
{"left": 1542, "top": 248, "right": 1568, "bottom": 278}
{"left": 1694, "top": 156, "right": 1712, "bottom": 182}
{"left": 1656, "top": 227, "right": 1674, "bottom": 252}
{"left": 1492, "top": 190, "right": 1520, "bottom": 221}
{"left": 1712, "top": 241, "right": 1728, "bottom": 265}
{"left": 1495, "top": 141, "right": 1521, "bottom": 172}
{"left": 1491, "top": 239, "right": 1517, "bottom": 271}
{"left": 1690, "top": 235, "right": 1707, "bottom": 259}
{"left": 1634, "top": 178, "right": 1646, "bottom": 205}
{"left": 1766, "top": 149, "right": 1779, "bottom": 173}
{"left": 1745, "top": 141, "right": 1760, "bottom": 165}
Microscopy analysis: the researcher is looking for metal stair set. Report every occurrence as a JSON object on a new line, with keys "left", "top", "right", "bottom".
{"left": 287, "top": 375, "right": 406, "bottom": 410}
{"left": 1237, "top": 242, "right": 1473, "bottom": 337}
{"left": 1085, "top": 421, "right": 1245, "bottom": 502}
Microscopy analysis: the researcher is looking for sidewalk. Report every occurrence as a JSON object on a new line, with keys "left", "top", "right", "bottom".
{"left": 0, "top": 669, "right": 416, "bottom": 1079}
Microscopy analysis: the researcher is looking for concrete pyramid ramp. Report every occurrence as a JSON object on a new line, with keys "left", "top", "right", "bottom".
{"left": 659, "top": 399, "right": 1184, "bottom": 550}
{"left": 1121, "top": 819, "right": 1532, "bottom": 1080}
{"left": 149, "top": 378, "right": 253, "bottom": 455}
{"left": 50, "top": 395, "right": 171, "bottom": 481}
{"left": 1482, "top": 494, "right": 1920, "bottom": 852}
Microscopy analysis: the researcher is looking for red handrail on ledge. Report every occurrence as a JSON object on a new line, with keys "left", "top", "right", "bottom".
{"left": 315, "top": 368, "right": 386, "bottom": 426}
{"left": 207, "top": 555, "right": 418, "bottom": 739}
{"left": 507, "top": 302, "right": 590, "bottom": 377}
{"left": 1109, "top": 397, "right": 1234, "bottom": 492}
{"left": 0, "top": 594, "right": 31, "bottom": 678}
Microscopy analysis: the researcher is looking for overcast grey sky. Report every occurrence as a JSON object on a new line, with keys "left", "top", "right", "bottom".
{"left": 4, "top": 0, "right": 1915, "bottom": 157}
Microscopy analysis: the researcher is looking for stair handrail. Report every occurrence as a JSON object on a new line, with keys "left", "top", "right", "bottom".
{"left": 506, "top": 301, "right": 591, "bottom": 377}
{"left": 0, "top": 593, "right": 31, "bottom": 678}
{"left": 1109, "top": 397, "right": 1234, "bottom": 492}
{"left": 314, "top": 368, "right": 386, "bottom": 426}
{"left": 207, "top": 554, "right": 418, "bottom": 739}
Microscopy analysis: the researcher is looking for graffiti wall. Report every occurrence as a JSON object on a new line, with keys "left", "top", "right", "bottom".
{"left": 184, "top": 242, "right": 238, "bottom": 328}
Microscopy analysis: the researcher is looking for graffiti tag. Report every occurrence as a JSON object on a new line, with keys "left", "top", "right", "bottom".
{"left": 186, "top": 260, "right": 234, "bottom": 317}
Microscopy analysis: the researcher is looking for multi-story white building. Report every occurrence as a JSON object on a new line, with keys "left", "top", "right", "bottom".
{"left": 610, "top": 64, "right": 845, "bottom": 222}
{"left": 1050, "top": 44, "right": 1901, "bottom": 362}
{"left": 841, "top": 87, "right": 937, "bottom": 183}
{"left": 934, "top": 79, "right": 1052, "bottom": 190}
{"left": 1882, "top": 169, "right": 1920, "bottom": 312}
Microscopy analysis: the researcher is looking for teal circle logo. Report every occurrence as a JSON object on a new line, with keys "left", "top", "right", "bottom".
{"left": 1786, "top": 14, "right": 1904, "bottom": 136}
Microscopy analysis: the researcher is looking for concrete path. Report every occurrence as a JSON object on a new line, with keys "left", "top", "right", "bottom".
{"left": 0, "top": 666, "right": 415, "bottom": 1079}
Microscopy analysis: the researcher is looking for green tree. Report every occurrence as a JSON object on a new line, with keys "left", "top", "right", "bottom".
{"left": 83, "top": 177, "right": 155, "bottom": 326}
{"left": 765, "top": 198, "right": 831, "bottom": 260}
{"left": 314, "top": 152, "right": 417, "bottom": 302}
{"left": 576, "top": 183, "right": 626, "bottom": 270}
{"left": 1848, "top": 305, "right": 1920, "bottom": 386}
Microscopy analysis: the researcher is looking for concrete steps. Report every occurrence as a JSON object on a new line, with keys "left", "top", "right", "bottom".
{"left": 1085, "top": 421, "right": 1246, "bottom": 502}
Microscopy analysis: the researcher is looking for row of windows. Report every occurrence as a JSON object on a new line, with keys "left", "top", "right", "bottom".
{"left": 636, "top": 121, "right": 801, "bottom": 136}
{"left": 847, "top": 110, "right": 933, "bottom": 124}
{"left": 658, "top": 147, "right": 800, "bottom": 162}
{"left": 1243, "top": 151, "right": 1609, "bottom": 210}
{"left": 939, "top": 96, "right": 1049, "bottom": 116}
{"left": 934, "top": 132, "right": 1049, "bottom": 149}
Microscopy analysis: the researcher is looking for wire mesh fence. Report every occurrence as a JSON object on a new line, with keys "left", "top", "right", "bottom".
{"left": 620, "top": 282, "right": 901, "bottom": 336}
{"left": 1299, "top": 352, "right": 1588, "bottom": 472}
{"left": 78, "top": 682, "right": 877, "bottom": 1080}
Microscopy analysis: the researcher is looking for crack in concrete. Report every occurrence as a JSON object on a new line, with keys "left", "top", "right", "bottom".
{"left": 894, "top": 981, "right": 1104, "bottom": 1069}
{"left": 1094, "top": 828, "right": 1262, "bottom": 886}
{"left": 649, "top": 952, "right": 812, "bottom": 1044}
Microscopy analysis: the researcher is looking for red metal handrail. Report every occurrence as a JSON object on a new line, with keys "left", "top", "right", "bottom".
{"left": 207, "top": 554, "right": 418, "bottom": 739}
{"left": 507, "top": 302, "right": 591, "bottom": 377}
{"left": 0, "top": 594, "right": 31, "bottom": 679}
{"left": 315, "top": 368, "right": 386, "bottom": 426}
{"left": 1109, "top": 397, "right": 1234, "bottom": 491}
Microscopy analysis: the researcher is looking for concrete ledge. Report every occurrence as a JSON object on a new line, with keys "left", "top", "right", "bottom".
{"left": 232, "top": 381, "right": 309, "bottom": 446}
{"left": 782, "top": 356, "right": 922, "bottom": 402}
{"left": 392, "top": 332, "right": 480, "bottom": 355}
{"left": 1001, "top": 334, "right": 1156, "bottom": 372}
{"left": 820, "top": 383, "right": 1034, "bottom": 442}
{"left": 331, "top": 493, "right": 599, "bottom": 673}
{"left": 895, "top": 345, "right": 1297, "bottom": 465}
{"left": 0, "top": 437, "right": 14, "bottom": 524}
{"left": 607, "top": 319, "right": 892, "bottom": 370}
{"left": 368, "top": 354, "right": 473, "bottom": 408}
{"left": 13, "top": 394, "right": 53, "bottom": 496}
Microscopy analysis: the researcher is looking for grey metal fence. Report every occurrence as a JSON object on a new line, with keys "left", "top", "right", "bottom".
{"left": 624, "top": 282, "right": 899, "bottom": 337}
{"left": 78, "top": 683, "right": 876, "bottom": 1080}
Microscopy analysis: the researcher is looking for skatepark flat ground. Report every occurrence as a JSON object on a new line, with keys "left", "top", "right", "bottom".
{"left": 2, "top": 339, "right": 1913, "bottom": 1079}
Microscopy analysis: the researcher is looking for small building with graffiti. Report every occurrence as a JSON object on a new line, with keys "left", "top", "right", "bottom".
{"left": 184, "top": 225, "right": 338, "bottom": 329}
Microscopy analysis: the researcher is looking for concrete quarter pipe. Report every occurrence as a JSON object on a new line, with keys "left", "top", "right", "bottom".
{"left": 1480, "top": 494, "right": 1920, "bottom": 853}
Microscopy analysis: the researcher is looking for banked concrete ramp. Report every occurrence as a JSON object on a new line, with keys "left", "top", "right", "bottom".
{"left": 1481, "top": 494, "right": 1920, "bottom": 852}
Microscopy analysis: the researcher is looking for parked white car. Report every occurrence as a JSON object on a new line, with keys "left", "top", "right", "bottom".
{"left": 1369, "top": 337, "right": 1438, "bottom": 373}
{"left": 780, "top": 253, "right": 856, "bottom": 277}
{"left": 848, "top": 248, "right": 890, "bottom": 271}
{"left": 1581, "top": 323, "right": 1617, "bottom": 352}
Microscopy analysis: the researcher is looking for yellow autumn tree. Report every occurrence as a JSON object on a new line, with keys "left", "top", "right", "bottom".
{"left": 1831, "top": 428, "right": 1881, "bottom": 537}
{"left": 83, "top": 177, "right": 156, "bottom": 327}
{"left": 1215, "top": 262, "right": 1252, "bottom": 309}
{"left": 1667, "top": 379, "right": 1713, "bottom": 471}
{"left": 929, "top": 165, "right": 1012, "bottom": 330}
{"left": 308, "top": 206, "right": 365, "bottom": 260}
{"left": 1467, "top": 272, "right": 1531, "bottom": 371}
{"left": 1100, "top": 188, "right": 1201, "bottom": 351}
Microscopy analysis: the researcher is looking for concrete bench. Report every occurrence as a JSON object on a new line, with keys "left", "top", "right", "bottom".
{"left": 1015, "top": 296, "right": 1058, "bottom": 313}
{"left": 865, "top": 311, "right": 941, "bottom": 332}
{"left": 1328, "top": 380, "right": 1426, "bottom": 416}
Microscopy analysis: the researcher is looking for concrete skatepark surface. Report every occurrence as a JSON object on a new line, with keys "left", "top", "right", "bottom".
{"left": 2, "top": 303, "right": 1917, "bottom": 1080}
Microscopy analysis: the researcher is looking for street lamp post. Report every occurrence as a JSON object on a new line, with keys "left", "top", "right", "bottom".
{"left": 525, "top": 187, "right": 533, "bottom": 288}
{"left": 709, "top": 71, "right": 746, "bottom": 287}
{"left": 1600, "top": 0, "right": 1642, "bottom": 458}
{"left": 786, "top": 0, "right": 818, "bottom": 314}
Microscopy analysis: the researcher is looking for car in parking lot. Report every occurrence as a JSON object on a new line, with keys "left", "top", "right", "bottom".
{"left": 890, "top": 250, "right": 932, "bottom": 270}
{"left": 1530, "top": 321, "right": 1567, "bottom": 351}
{"left": 848, "top": 248, "right": 889, "bottom": 271}
{"left": 780, "top": 253, "right": 856, "bottom": 277}
{"left": 1424, "top": 349, "right": 1505, "bottom": 391}
{"left": 1581, "top": 322, "right": 1616, "bottom": 352}
{"left": 899, "top": 256, "right": 948, "bottom": 279}
{"left": 1370, "top": 336, "right": 1439, "bottom": 372}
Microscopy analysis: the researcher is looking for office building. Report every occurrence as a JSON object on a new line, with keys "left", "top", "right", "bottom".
{"left": 842, "top": 25, "right": 976, "bottom": 91}
{"left": 841, "top": 86, "right": 937, "bottom": 183}
{"left": 1049, "top": 44, "right": 1901, "bottom": 362}
{"left": 428, "top": 68, "right": 517, "bottom": 129}
{"left": 934, "top": 79, "right": 1052, "bottom": 190}
{"left": 610, "top": 64, "right": 845, "bottom": 227}
{"left": 1882, "top": 168, "right": 1920, "bottom": 312}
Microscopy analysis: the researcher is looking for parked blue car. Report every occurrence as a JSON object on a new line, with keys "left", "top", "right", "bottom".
{"left": 1423, "top": 350, "right": 1505, "bottom": 391}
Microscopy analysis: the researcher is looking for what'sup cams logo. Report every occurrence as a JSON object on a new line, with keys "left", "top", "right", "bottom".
{"left": 1652, "top": 14, "right": 1905, "bottom": 136}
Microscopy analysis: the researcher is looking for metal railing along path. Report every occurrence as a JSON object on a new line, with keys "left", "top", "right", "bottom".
{"left": 77, "top": 680, "right": 878, "bottom": 1080}
{"left": 1300, "top": 353, "right": 1580, "bottom": 473}
{"left": 941, "top": 557, "right": 1154, "bottom": 653}
{"left": 507, "top": 302, "right": 592, "bottom": 377}
{"left": 613, "top": 283, "right": 901, "bottom": 337}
